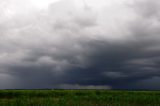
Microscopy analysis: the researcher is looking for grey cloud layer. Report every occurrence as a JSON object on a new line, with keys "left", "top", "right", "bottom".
{"left": 0, "top": 0, "right": 160, "bottom": 89}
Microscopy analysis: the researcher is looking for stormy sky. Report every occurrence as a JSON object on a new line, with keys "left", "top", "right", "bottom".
{"left": 0, "top": 0, "right": 160, "bottom": 90}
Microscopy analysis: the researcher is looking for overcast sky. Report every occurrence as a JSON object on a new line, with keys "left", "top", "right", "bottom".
{"left": 0, "top": 0, "right": 160, "bottom": 90}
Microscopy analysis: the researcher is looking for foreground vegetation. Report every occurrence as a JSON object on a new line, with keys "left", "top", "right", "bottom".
{"left": 0, "top": 90, "right": 160, "bottom": 106}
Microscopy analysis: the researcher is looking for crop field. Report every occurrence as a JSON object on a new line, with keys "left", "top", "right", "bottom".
{"left": 0, "top": 90, "right": 160, "bottom": 106}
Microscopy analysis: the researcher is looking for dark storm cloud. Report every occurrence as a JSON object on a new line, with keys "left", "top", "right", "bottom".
{"left": 0, "top": 0, "right": 160, "bottom": 89}
{"left": 59, "top": 40, "right": 160, "bottom": 89}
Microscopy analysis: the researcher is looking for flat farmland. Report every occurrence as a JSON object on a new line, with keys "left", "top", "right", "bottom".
{"left": 0, "top": 90, "right": 160, "bottom": 106}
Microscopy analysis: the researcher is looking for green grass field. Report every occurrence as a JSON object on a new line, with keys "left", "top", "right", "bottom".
{"left": 0, "top": 90, "right": 160, "bottom": 106}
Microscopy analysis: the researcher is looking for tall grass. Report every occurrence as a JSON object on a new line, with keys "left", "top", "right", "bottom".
{"left": 0, "top": 90, "right": 160, "bottom": 106}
